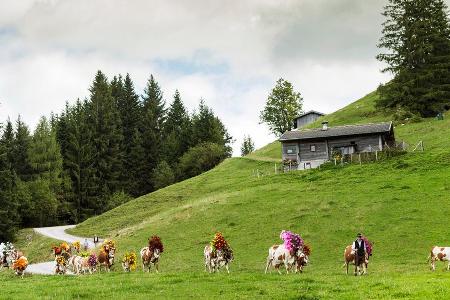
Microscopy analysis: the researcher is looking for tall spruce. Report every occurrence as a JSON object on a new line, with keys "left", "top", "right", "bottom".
{"left": 114, "top": 74, "right": 142, "bottom": 195}
{"left": 0, "top": 137, "right": 19, "bottom": 241}
{"left": 164, "top": 90, "right": 191, "bottom": 166}
{"left": 63, "top": 100, "right": 97, "bottom": 221}
{"left": 141, "top": 75, "right": 166, "bottom": 192}
{"left": 377, "top": 0, "right": 450, "bottom": 116}
{"left": 191, "top": 99, "right": 233, "bottom": 156}
{"left": 87, "top": 71, "right": 123, "bottom": 213}
{"left": 13, "top": 116, "right": 32, "bottom": 181}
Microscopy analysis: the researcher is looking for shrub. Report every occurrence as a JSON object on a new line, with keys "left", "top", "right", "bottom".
{"left": 152, "top": 161, "right": 175, "bottom": 190}
{"left": 178, "top": 143, "right": 228, "bottom": 179}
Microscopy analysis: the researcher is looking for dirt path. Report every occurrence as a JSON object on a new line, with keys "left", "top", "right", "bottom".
{"left": 25, "top": 225, "right": 100, "bottom": 275}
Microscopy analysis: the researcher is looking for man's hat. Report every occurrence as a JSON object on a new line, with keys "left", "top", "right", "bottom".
{"left": 356, "top": 233, "right": 362, "bottom": 237}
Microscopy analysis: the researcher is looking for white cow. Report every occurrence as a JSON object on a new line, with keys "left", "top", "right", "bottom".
{"left": 265, "top": 244, "right": 308, "bottom": 274}
{"left": 429, "top": 246, "right": 450, "bottom": 271}
{"left": 204, "top": 245, "right": 233, "bottom": 273}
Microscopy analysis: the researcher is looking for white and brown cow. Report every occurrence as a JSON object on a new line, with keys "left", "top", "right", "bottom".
{"left": 204, "top": 245, "right": 233, "bottom": 273}
{"left": 140, "top": 247, "right": 161, "bottom": 272}
{"left": 343, "top": 245, "right": 369, "bottom": 275}
{"left": 265, "top": 244, "right": 308, "bottom": 274}
{"left": 429, "top": 246, "right": 450, "bottom": 271}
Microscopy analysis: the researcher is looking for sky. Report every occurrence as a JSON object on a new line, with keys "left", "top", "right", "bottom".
{"left": 1, "top": 0, "right": 447, "bottom": 155}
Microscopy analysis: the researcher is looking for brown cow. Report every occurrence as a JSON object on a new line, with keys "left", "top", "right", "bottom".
{"left": 98, "top": 245, "right": 115, "bottom": 272}
{"left": 343, "top": 245, "right": 369, "bottom": 275}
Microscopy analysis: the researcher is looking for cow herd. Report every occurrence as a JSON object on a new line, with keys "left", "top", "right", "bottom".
{"left": 2, "top": 237, "right": 450, "bottom": 278}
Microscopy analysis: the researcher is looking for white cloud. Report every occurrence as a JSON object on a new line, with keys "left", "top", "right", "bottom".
{"left": 2, "top": 0, "right": 443, "bottom": 154}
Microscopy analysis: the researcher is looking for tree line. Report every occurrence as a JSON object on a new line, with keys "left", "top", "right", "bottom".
{"left": 0, "top": 71, "right": 232, "bottom": 241}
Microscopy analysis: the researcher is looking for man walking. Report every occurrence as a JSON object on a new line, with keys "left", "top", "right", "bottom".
{"left": 351, "top": 233, "right": 366, "bottom": 275}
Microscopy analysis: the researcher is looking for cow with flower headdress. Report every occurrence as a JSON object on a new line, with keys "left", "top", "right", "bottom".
{"left": 98, "top": 240, "right": 116, "bottom": 272}
{"left": 204, "top": 232, "right": 233, "bottom": 273}
{"left": 12, "top": 256, "right": 28, "bottom": 277}
{"left": 343, "top": 233, "right": 373, "bottom": 275}
{"left": 265, "top": 230, "right": 310, "bottom": 274}
{"left": 140, "top": 236, "right": 164, "bottom": 272}
{"left": 122, "top": 252, "right": 137, "bottom": 272}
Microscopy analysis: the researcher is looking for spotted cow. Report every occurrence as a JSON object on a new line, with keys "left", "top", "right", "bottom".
{"left": 429, "top": 246, "right": 450, "bottom": 271}
{"left": 265, "top": 244, "right": 308, "bottom": 274}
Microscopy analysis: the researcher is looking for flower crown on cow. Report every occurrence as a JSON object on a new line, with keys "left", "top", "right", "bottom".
{"left": 280, "top": 230, "right": 304, "bottom": 252}
{"left": 12, "top": 256, "right": 28, "bottom": 271}
{"left": 211, "top": 232, "right": 231, "bottom": 253}
{"left": 148, "top": 236, "right": 164, "bottom": 253}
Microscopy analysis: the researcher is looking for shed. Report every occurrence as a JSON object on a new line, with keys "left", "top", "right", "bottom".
{"left": 293, "top": 110, "right": 325, "bottom": 129}
{"left": 280, "top": 121, "right": 395, "bottom": 169}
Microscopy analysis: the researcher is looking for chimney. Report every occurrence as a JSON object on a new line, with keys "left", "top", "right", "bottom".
{"left": 322, "top": 121, "right": 328, "bottom": 131}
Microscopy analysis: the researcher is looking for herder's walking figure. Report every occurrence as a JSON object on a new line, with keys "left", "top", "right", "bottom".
{"left": 352, "top": 233, "right": 367, "bottom": 275}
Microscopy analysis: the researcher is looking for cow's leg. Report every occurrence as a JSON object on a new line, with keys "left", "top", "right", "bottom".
{"left": 447, "top": 261, "right": 450, "bottom": 271}
{"left": 225, "top": 263, "right": 230, "bottom": 274}
{"left": 265, "top": 258, "right": 272, "bottom": 274}
{"left": 155, "top": 262, "right": 159, "bottom": 273}
{"left": 431, "top": 258, "right": 436, "bottom": 271}
{"left": 346, "top": 262, "right": 349, "bottom": 275}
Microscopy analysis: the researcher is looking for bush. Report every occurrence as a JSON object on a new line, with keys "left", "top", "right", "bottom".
{"left": 106, "top": 191, "right": 133, "bottom": 211}
{"left": 178, "top": 143, "right": 228, "bottom": 179}
{"left": 152, "top": 161, "right": 175, "bottom": 190}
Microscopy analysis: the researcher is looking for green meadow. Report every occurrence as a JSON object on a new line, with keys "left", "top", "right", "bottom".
{"left": 1, "top": 92, "right": 450, "bottom": 299}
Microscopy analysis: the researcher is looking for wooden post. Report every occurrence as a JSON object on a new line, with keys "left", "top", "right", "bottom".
{"left": 359, "top": 153, "right": 361, "bottom": 165}
{"left": 350, "top": 153, "right": 353, "bottom": 163}
{"left": 334, "top": 158, "right": 336, "bottom": 165}
{"left": 274, "top": 163, "right": 277, "bottom": 174}
{"left": 375, "top": 150, "right": 378, "bottom": 161}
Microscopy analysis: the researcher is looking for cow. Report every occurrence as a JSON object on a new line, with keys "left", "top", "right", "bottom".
{"left": 140, "top": 247, "right": 161, "bottom": 272}
{"left": 265, "top": 244, "right": 308, "bottom": 274}
{"left": 54, "top": 256, "right": 67, "bottom": 275}
{"left": 429, "top": 246, "right": 450, "bottom": 271}
{"left": 343, "top": 245, "right": 370, "bottom": 275}
{"left": 12, "top": 256, "right": 28, "bottom": 277}
{"left": 1, "top": 242, "right": 17, "bottom": 269}
{"left": 98, "top": 245, "right": 115, "bottom": 272}
{"left": 68, "top": 255, "right": 82, "bottom": 274}
{"left": 204, "top": 244, "right": 233, "bottom": 273}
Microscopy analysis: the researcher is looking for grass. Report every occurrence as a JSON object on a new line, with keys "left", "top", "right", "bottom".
{"left": 12, "top": 229, "right": 62, "bottom": 264}
{"left": 2, "top": 91, "right": 450, "bottom": 299}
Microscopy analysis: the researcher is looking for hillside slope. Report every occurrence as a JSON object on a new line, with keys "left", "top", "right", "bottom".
{"left": 3, "top": 92, "right": 450, "bottom": 299}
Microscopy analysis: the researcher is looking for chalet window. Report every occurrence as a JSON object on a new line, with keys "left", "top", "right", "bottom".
{"left": 285, "top": 145, "right": 297, "bottom": 155}
{"left": 310, "top": 145, "right": 316, "bottom": 152}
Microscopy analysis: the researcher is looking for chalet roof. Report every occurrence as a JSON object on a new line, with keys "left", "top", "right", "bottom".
{"left": 294, "top": 110, "right": 325, "bottom": 120}
{"left": 280, "top": 122, "right": 393, "bottom": 141}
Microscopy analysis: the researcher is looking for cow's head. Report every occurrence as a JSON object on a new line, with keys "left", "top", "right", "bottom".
{"left": 108, "top": 247, "right": 116, "bottom": 265}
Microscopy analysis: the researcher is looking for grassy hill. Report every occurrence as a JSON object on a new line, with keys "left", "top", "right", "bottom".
{"left": 1, "top": 92, "right": 450, "bottom": 299}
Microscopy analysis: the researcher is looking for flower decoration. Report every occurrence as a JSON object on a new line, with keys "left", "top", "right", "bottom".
{"left": 280, "top": 230, "right": 304, "bottom": 252}
{"left": 12, "top": 256, "right": 28, "bottom": 271}
{"left": 88, "top": 254, "right": 98, "bottom": 267}
{"left": 148, "top": 236, "right": 164, "bottom": 253}
{"left": 56, "top": 255, "right": 66, "bottom": 266}
{"left": 60, "top": 242, "right": 70, "bottom": 252}
{"left": 72, "top": 241, "right": 81, "bottom": 252}
{"left": 103, "top": 239, "right": 116, "bottom": 250}
{"left": 122, "top": 252, "right": 137, "bottom": 271}
{"left": 362, "top": 237, "right": 373, "bottom": 256}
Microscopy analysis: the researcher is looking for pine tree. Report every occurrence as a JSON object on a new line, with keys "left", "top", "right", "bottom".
{"left": 63, "top": 100, "right": 97, "bottom": 221}
{"left": 377, "top": 0, "right": 450, "bottom": 116}
{"left": 240, "top": 135, "right": 255, "bottom": 156}
{"left": 127, "top": 128, "right": 147, "bottom": 196}
{"left": 114, "top": 73, "right": 142, "bottom": 194}
{"left": 1, "top": 119, "right": 15, "bottom": 166}
{"left": 0, "top": 126, "right": 19, "bottom": 241}
{"left": 87, "top": 71, "right": 123, "bottom": 213}
{"left": 164, "top": 90, "right": 192, "bottom": 165}
{"left": 13, "top": 116, "right": 32, "bottom": 181}
{"left": 191, "top": 99, "right": 233, "bottom": 156}
{"left": 141, "top": 75, "right": 166, "bottom": 192}
{"left": 260, "top": 78, "right": 303, "bottom": 136}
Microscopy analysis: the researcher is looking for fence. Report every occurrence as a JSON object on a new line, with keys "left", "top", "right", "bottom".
{"left": 252, "top": 140, "right": 424, "bottom": 177}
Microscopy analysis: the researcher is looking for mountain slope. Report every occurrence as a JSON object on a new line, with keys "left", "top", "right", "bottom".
{"left": 3, "top": 91, "right": 450, "bottom": 299}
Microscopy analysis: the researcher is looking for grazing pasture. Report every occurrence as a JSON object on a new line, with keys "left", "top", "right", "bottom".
{"left": 1, "top": 93, "right": 449, "bottom": 299}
